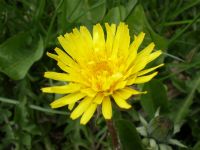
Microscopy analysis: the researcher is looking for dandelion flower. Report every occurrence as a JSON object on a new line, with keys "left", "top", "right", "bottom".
{"left": 42, "top": 23, "right": 163, "bottom": 125}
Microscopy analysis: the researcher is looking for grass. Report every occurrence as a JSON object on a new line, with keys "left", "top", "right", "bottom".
{"left": 0, "top": 0, "right": 200, "bottom": 149}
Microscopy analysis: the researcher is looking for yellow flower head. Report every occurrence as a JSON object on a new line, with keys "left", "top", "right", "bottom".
{"left": 42, "top": 23, "right": 163, "bottom": 125}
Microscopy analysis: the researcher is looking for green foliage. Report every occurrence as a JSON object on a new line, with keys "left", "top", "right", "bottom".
{"left": 0, "top": 32, "right": 43, "bottom": 80}
{"left": 136, "top": 110, "right": 187, "bottom": 149}
{"left": 115, "top": 119, "right": 144, "bottom": 150}
{"left": 193, "top": 141, "right": 200, "bottom": 150}
{"left": 141, "top": 79, "right": 169, "bottom": 118}
{"left": 0, "top": 0, "right": 200, "bottom": 149}
{"left": 174, "top": 76, "right": 200, "bottom": 125}
{"left": 126, "top": 4, "right": 168, "bottom": 50}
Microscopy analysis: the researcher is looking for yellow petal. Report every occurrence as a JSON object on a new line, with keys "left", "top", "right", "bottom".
{"left": 102, "top": 96, "right": 112, "bottom": 119}
{"left": 114, "top": 80, "right": 127, "bottom": 90}
{"left": 105, "top": 23, "right": 116, "bottom": 55}
{"left": 125, "top": 32, "right": 145, "bottom": 70}
{"left": 148, "top": 50, "right": 162, "bottom": 63}
{"left": 81, "top": 88, "right": 97, "bottom": 97}
{"left": 108, "top": 73, "right": 124, "bottom": 90}
{"left": 112, "top": 93, "right": 132, "bottom": 109}
{"left": 130, "top": 32, "right": 145, "bottom": 51}
{"left": 138, "top": 64, "right": 164, "bottom": 76}
{"left": 126, "top": 74, "right": 137, "bottom": 85}
{"left": 111, "top": 24, "right": 116, "bottom": 33}
{"left": 93, "top": 93, "right": 104, "bottom": 104}
{"left": 50, "top": 92, "right": 86, "bottom": 108}
{"left": 71, "top": 28, "right": 90, "bottom": 59}
{"left": 44, "top": 71, "right": 87, "bottom": 85}
{"left": 118, "top": 24, "right": 130, "bottom": 58}
{"left": 41, "top": 83, "right": 81, "bottom": 94}
{"left": 57, "top": 35, "right": 76, "bottom": 59}
{"left": 70, "top": 97, "right": 92, "bottom": 120}
{"left": 68, "top": 103, "right": 75, "bottom": 110}
{"left": 54, "top": 47, "right": 78, "bottom": 68}
{"left": 80, "top": 26, "right": 93, "bottom": 50}
{"left": 137, "top": 42, "right": 155, "bottom": 57}
{"left": 62, "top": 33, "right": 84, "bottom": 62}
{"left": 44, "top": 72, "right": 71, "bottom": 81}
{"left": 134, "top": 72, "right": 158, "bottom": 84}
{"left": 46, "top": 52, "right": 58, "bottom": 61}
{"left": 127, "top": 43, "right": 155, "bottom": 75}
{"left": 111, "top": 22, "right": 124, "bottom": 58}
{"left": 80, "top": 103, "right": 97, "bottom": 125}
{"left": 93, "top": 24, "right": 105, "bottom": 52}
{"left": 57, "top": 61, "right": 74, "bottom": 73}
{"left": 116, "top": 87, "right": 146, "bottom": 99}
{"left": 129, "top": 58, "right": 148, "bottom": 75}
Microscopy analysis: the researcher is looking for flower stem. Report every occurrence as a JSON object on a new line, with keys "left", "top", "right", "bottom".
{"left": 106, "top": 119, "right": 121, "bottom": 150}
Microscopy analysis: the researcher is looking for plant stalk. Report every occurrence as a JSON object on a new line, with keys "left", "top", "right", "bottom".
{"left": 106, "top": 119, "right": 121, "bottom": 150}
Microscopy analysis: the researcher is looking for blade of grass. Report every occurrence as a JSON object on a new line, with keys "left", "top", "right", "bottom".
{"left": 34, "top": 0, "right": 46, "bottom": 22}
{"left": 160, "top": 61, "right": 200, "bottom": 80}
{"left": 175, "top": 76, "right": 200, "bottom": 124}
{"left": 163, "top": 19, "right": 200, "bottom": 26}
{"left": 170, "top": 0, "right": 200, "bottom": 20}
{"left": 29, "top": 104, "right": 69, "bottom": 115}
{"left": 168, "top": 13, "right": 200, "bottom": 46}
{"left": 163, "top": 52, "right": 185, "bottom": 62}
{"left": 0, "top": 97, "right": 68, "bottom": 115}
{"left": 44, "top": 0, "right": 64, "bottom": 47}
{"left": 0, "top": 97, "right": 19, "bottom": 105}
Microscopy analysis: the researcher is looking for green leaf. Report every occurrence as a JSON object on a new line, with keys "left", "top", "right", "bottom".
{"left": 174, "top": 76, "right": 200, "bottom": 125}
{"left": 126, "top": 4, "right": 168, "bottom": 50}
{"left": 125, "top": 0, "right": 138, "bottom": 14}
{"left": 103, "top": 5, "right": 127, "bottom": 24}
{"left": 149, "top": 139, "right": 158, "bottom": 149}
{"left": 168, "top": 139, "right": 187, "bottom": 148}
{"left": 159, "top": 144, "right": 173, "bottom": 150}
{"left": 0, "top": 32, "right": 43, "bottom": 80}
{"left": 115, "top": 119, "right": 144, "bottom": 150}
{"left": 169, "top": 0, "right": 200, "bottom": 20}
{"left": 193, "top": 141, "right": 200, "bottom": 150}
{"left": 103, "top": 0, "right": 138, "bottom": 24}
{"left": 34, "top": 0, "right": 46, "bottom": 22}
{"left": 63, "top": 0, "right": 106, "bottom": 24}
{"left": 141, "top": 79, "right": 169, "bottom": 118}
{"left": 21, "top": 132, "right": 31, "bottom": 148}
{"left": 84, "top": 0, "right": 106, "bottom": 23}
{"left": 136, "top": 126, "right": 147, "bottom": 137}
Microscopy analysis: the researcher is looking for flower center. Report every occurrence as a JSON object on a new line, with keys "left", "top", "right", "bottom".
{"left": 91, "top": 60, "right": 113, "bottom": 76}
{"left": 85, "top": 58, "right": 123, "bottom": 93}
